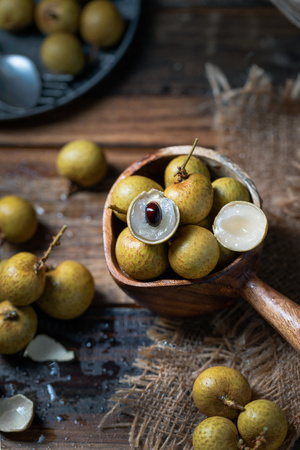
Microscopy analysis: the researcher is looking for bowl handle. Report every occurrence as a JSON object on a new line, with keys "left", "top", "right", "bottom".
{"left": 241, "top": 273, "right": 300, "bottom": 353}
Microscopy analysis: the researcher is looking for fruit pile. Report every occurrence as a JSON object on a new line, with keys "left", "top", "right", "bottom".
{"left": 0, "top": 0, "right": 125, "bottom": 75}
{"left": 192, "top": 365, "right": 288, "bottom": 450}
{"left": 108, "top": 139, "right": 268, "bottom": 281}
{"left": 0, "top": 139, "right": 108, "bottom": 355}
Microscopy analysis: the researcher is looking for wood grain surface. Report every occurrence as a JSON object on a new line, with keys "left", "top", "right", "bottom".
{"left": 1, "top": 1, "right": 300, "bottom": 448}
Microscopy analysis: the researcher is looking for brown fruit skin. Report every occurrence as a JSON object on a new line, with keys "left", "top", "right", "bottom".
{"left": 0, "top": 195, "right": 38, "bottom": 244}
{"left": 192, "top": 365, "right": 252, "bottom": 420}
{"left": 0, "top": 259, "right": 7, "bottom": 271}
{"left": 40, "top": 31, "right": 85, "bottom": 75}
{"left": 115, "top": 227, "right": 169, "bottom": 281}
{"left": 0, "top": 253, "right": 46, "bottom": 306}
{"left": 0, "top": 0, "right": 34, "bottom": 32}
{"left": 56, "top": 140, "right": 107, "bottom": 187}
{"left": 80, "top": 0, "right": 125, "bottom": 48}
{"left": 164, "top": 155, "right": 211, "bottom": 187}
{"left": 211, "top": 177, "right": 250, "bottom": 216}
{"left": 215, "top": 242, "right": 237, "bottom": 272}
{"left": 0, "top": 259, "right": 7, "bottom": 301}
{"left": 36, "top": 261, "right": 95, "bottom": 320}
{"left": 168, "top": 225, "right": 219, "bottom": 279}
{"left": 0, "top": 301, "right": 38, "bottom": 354}
{"left": 237, "top": 399, "right": 288, "bottom": 450}
{"left": 193, "top": 416, "right": 239, "bottom": 450}
{"left": 164, "top": 173, "right": 213, "bottom": 224}
{"left": 35, "top": 0, "right": 81, "bottom": 35}
{"left": 111, "top": 175, "right": 163, "bottom": 222}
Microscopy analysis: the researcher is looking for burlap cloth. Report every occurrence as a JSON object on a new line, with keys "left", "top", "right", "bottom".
{"left": 100, "top": 65, "right": 300, "bottom": 449}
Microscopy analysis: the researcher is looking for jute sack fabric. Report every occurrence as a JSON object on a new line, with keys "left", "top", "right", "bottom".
{"left": 100, "top": 65, "right": 300, "bottom": 449}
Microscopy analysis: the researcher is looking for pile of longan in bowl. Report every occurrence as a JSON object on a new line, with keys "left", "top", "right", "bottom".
{"left": 103, "top": 142, "right": 268, "bottom": 317}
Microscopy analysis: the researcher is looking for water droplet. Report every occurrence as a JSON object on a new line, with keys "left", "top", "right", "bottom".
{"left": 85, "top": 338, "right": 96, "bottom": 348}
{"left": 48, "top": 361, "right": 60, "bottom": 377}
{"left": 37, "top": 434, "right": 45, "bottom": 444}
{"left": 36, "top": 205, "right": 45, "bottom": 215}
{"left": 47, "top": 384, "right": 57, "bottom": 401}
{"left": 60, "top": 193, "right": 68, "bottom": 201}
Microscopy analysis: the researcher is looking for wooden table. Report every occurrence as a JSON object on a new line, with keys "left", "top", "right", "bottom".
{"left": 1, "top": 1, "right": 300, "bottom": 448}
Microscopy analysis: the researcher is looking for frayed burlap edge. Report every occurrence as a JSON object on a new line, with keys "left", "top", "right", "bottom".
{"left": 205, "top": 62, "right": 300, "bottom": 218}
{"left": 99, "top": 299, "right": 300, "bottom": 449}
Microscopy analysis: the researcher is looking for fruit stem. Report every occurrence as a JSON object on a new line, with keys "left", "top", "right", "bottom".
{"left": 173, "top": 137, "right": 198, "bottom": 181}
{"left": 219, "top": 395, "right": 245, "bottom": 411}
{"left": 35, "top": 225, "right": 67, "bottom": 273}
{"left": 2, "top": 310, "right": 19, "bottom": 321}
{"left": 238, "top": 428, "right": 268, "bottom": 450}
{"left": 252, "top": 427, "right": 268, "bottom": 449}
{"left": 45, "top": 8, "right": 59, "bottom": 20}
{"left": 107, "top": 204, "right": 127, "bottom": 215}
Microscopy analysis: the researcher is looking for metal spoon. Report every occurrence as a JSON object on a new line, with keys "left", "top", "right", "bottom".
{"left": 0, "top": 53, "right": 41, "bottom": 109}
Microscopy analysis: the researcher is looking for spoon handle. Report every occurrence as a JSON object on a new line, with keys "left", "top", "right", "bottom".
{"left": 242, "top": 273, "right": 300, "bottom": 353}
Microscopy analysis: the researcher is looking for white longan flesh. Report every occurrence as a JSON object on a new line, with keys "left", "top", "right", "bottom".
{"left": 128, "top": 188, "right": 180, "bottom": 244}
{"left": 0, "top": 394, "right": 34, "bottom": 432}
{"left": 213, "top": 201, "right": 268, "bottom": 252}
{"left": 24, "top": 334, "right": 75, "bottom": 362}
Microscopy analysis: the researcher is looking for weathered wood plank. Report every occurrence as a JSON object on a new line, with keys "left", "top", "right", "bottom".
{"left": 0, "top": 97, "right": 216, "bottom": 149}
{"left": 0, "top": 308, "right": 155, "bottom": 449}
{"left": 1, "top": 5, "right": 298, "bottom": 148}
{"left": 0, "top": 148, "right": 157, "bottom": 307}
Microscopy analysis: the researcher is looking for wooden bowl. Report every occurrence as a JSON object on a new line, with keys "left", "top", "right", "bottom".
{"left": 103, "top": 146, "right": 300, "bottom": 353}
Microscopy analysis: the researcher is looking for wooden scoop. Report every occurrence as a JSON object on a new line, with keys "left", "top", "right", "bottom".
{"left": 103, "top": 146, "right": 300, "bottom": 353}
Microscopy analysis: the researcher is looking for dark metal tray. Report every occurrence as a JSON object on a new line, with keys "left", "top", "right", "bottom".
{"left": 0, "top": 0, "right": 141, "bottom": 121}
